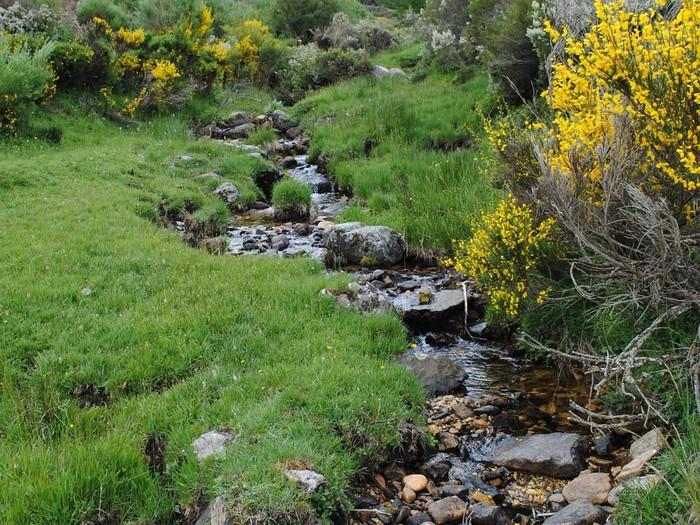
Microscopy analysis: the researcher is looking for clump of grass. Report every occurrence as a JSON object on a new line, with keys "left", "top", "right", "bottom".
{"left": 271, "top": 177, "right": 312, "bottom": 219}
{"left": 246, "top": 127, "right": 278, "bottom": 147}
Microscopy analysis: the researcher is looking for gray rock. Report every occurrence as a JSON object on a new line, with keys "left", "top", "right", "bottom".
{"left": 195, "top": 496, "right": 231, "bottom": 525}
{"left": 397, "top": 354, "right": 466, "bottom": 397}
{"left": 324, "top": 223, "right": 406, "bottom": 266}
{"left": 279, "top": 156, "right": 298, "bottom": 169}
{"left": 398, "top": 289, "right": 465, "bottom": 330}
{"left": 192, "top": 431, "right": 233, "bottom": 462}
{"left": 470, "top": 503, "right": 507, "bottom": 525}
{"left": 229, "top": 122, "right": 256, "bottom": 139}
{"left": 630, "top": 428, "right": 665, "bottom": 459}
{"left": 284, "top": 469, "right": 325, "bottom": 493}
{"left": 214, "top": 182, "right": 240, "bottom": 204}
{"left": 223, "top": 111, "right": 251, "bottom": 128}
{"left": 607, "top": 474, "right": 660, "bottom": 506}
{"left": 286, "top": 126, "right": 304, "bottom": 139}
{"left": 406, "top": 512, "right": 434, "bottom": 525}
{"left": 617, "top": 449, "right": 657, "bottom": 481}
{"left": 373, "top": 65, "right": 408, "bottom": 79}
{"left": 271, "top": 234, "right": 290, "bottom": 250}
{"left": 427, "top": 496, "right": 467, "bottom": 525}
{"left": 482, "top": 433, "right": 588, "bottom": 478}
{"left": 195, "top": 172, "right": 222, "bottom": 181}
{"left": 423, "top": 453, "right": 452, "bottom": 481}
{"left": 542, "top": 501, "right": 608, "bottom": 525}
{"left": 271, "top": 110, "right": 298, "bottom": 131}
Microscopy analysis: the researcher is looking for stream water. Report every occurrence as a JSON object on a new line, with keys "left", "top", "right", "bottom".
{"left": 217, "top": 135, "right": 605, "bottom": 524}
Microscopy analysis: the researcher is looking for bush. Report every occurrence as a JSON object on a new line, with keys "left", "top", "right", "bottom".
{"left": 76, "top": 0, "right": 130, "bottom": 28}
{"left": 278, "top": 44, "right": 371, "bottom": 102}
{"left": 270, "top": 0, "right": 339, "bottom": 41}
{"left": 0, "top": 2, "right": 57, "bottom": 34}
{"left": 271, "top": 178, "right": 312, "bottom": 218}
{"left": 49, "top": 40, "right": 97, "bottom": 88}
{"left": 230, "top": 19, "right": 289, "bottom": 87}
{"left": 0, "top": 35, "right": 55, "bottom": 136}
{"left": 318, "top": 13, "right": 393, "bottom": 53}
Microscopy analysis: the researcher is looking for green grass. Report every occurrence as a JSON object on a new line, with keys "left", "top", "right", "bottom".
{"left": 246, "top": 126, "right": 278, "bottom": 147}
{"left": 294, "top": 72, "right": 502, "bottom": 254}
{"left": 615, "top": 408, "right": 700, "bottom": 525}
{"left": 272, "top": 177, "right": 313, "bottom": 216}
{"left": 0, "top": 106, "right": 423, "bottom": 524}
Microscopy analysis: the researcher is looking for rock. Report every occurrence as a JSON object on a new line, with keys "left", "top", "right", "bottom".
{"left": 271, "top": 234, "right": 290, "bottom": 250}
{"left": 593, "top": 434, "right": 612, "bottom": 457}
{"left": 549, "top": 493, "right": 567, "bottom": 505}
{"left": 271, "top": 110, "right": 297, "bottom": 131}
{"left": 439, "top": 432, "right": 459, "bottom": 451}
{"left": 397, "top": 354, "right": 466, "bottom": 397}
{"left": 212, "top": 123, "right": 256, "bottom": 140}
{"left": 616, "top": 449, "right": 657, "bottom": 481}
{"left": 440, "top": 484, "right": 470, "bottom": 499}
{"left": 562, "top": 472, "right": 611, "bottom": 504}
{"left": 542, "top": 501, "right": 608, "bottom": 525}
{"left": 402, "top": 486, "right": 417, "bottom": 503}
{"left": 192, "top": 431, "right": 232, "bottom": 462}
{"left": 286, "top": 126, "right": 304, "bottom": 139}
{"left": 222, "top": 111, "right": 251, "bottom": 128}
{"left": 195, "top": 496, "right": 231, "bottom": 525}
{"left": 607, "top": 474, "right": 660, "bottom": 506}
{"left": 279, "top": 156, "right": 298, "bottom": 169}
{"left": 403, "top": 474, "right": 428, "bottom": 492}
{"left": 195, "top": 172, "right": 222, "bottom": 181}
{"left": 214, "top": 182, "right": 240, "bottom": 204}
{"left": 398, "top": 289, "right": 465, "bottom": 330}
{"left": 324, "top": 223, "right": 406, "bottom": 266}
{"left": 353, "top": 289, "right": 394, "bottom": 315}
{"left": 470, "top": 503, "right": 507, "bottom": 525}
{"left": 427, "top": 496, "right": 467, "bottom": 525}
{"left": 406, "top": 512, "right": 434, "bottom": 525}
{"left": 254, "top": 168, "right": 283, "bottom": 198}
{"left": 482, "top": 433, "right": 588, "bottom": 478}
{"left": 373, "top": 65, "right": 408, "bottom": 79}
{"left": 630, "top": 428, "right": 665, "bottom": 459}
{"left": 283, "top": 469, "right": 325, "bottom": 493}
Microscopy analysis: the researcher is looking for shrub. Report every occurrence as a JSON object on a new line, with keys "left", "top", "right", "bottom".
{"left": 230, "top": 19, "right": 289, "bottom": 86}
{"left": 318, "top": 13, "right": 393, "bottom": 53}
{"left": 271, "top": 178, "right": 312, "bottom": 218}
{"left": 49, "top": 40, "right": 97, "bottom": 88}
{"left": 76, "top": 0, "right": 130, "bottom": 28}
{"left": 0, "top": 35, "right": 56, "bottom": 136}
{"left": 0, "top": 2, "right": 57, "bottom": 34}
{"left": 246, "top": 127, "right": 277, "bottom": 146}
{"left": 270, "top": 0, "right": 339, "bottom": 41}
{"left": 445, "top": 196, "right": 556, "bottom": 321}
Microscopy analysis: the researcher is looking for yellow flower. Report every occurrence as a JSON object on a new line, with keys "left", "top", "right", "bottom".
{"left": 116, "top": 27, "right": 145, "bottom": 47}
{"left": 150, "top": 59, "right": 181, "bottom": 84}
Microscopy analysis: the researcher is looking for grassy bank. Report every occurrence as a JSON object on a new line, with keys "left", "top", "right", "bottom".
{"left": 295, "top": 73, "right": 502, "bottom": 254}
{"left": 0, "top": 105, "right": 423, "bottom": 524}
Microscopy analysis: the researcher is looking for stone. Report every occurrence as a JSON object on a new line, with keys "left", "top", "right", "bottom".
{"left": 630, "top": 428, "right": 665, "bottom": 459}
{"left": 214, "top": 182, "right": 240, "bottom": 204}
{"left": 402, "top": 486, "right": 417, "bottom": 503}
{"left": 542, "top": 501, "right": 608, "bottom": 525}
{"left": 195, "top": 172, "right": 222, "bottom": 181}
{"left": 427, "top": 496, "right": 467, "bottom": 525}
{"left": 406, "top": 512, "right": 434, "bottom": 525}
{"left": 271, "top": 234, "right": 290, "bottom": 250}
{"left": 283, "top": 469, "right": 325, "bottom": 493}
{"left": 593, "top": 434, "right": 612, "bottom": 457}
{"left": 562, "top": 472, "right": 611, "bottom": 504}
{"left": 403, "top": 474, "right": 428, "bottom": 492}
{"left": 222, "top": 111, "right": 251, "bottom": 128}
{"left": 617, "top": 449, "right": 657, "bottom": 481}
{"left": 212, "top": 123, "right": 256, "bottom": 140}
{"left": 440, "top": 484, "right": 470, "bottom": 499}
{"left": 192, "top": 431, "right": 232, "bottom": 462}
{"left": 398, "top": 289, "right": 466, "bottom": 330}
{"left": 549, "top": 493, "right": 567, "bottom": 505}
{"left": 439, "top": 432, "right": 459, "bottom": 451}
{"left": 324, "top": 223, "right": 406, "bottom": 266}
{"left": 279, "top": 156, "right": 298, "bottom": 169}
{"left": 470, "top": 503, "right": 507, "bottom": 525}
{"left": 271, "top": 110, "right": 298, "bottom": 131}
{"left": 607, "top": 474, "right": 660, "bottom": 506}
{"left": 482, "top": 433, "right": 588, "bottom": 478}
{"left": 254, "top": 168, "right": 283, "bottom": 198}
{"left": 397, "top": 354, "right": 466, "bottom": 397}
{"left": 195, "top": 496, "right": 231, "bottom": 525}
{"left": 373, "top": 64, "right": 408, "bottom": 79}
{"left": 286, "top": 126, "right": 304, "bottom": 139}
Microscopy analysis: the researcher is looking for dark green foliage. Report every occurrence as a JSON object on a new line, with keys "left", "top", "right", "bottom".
{"left": 76, "top": 0, "right": 131, "bottom": 28}
{"left": 271, "top": 0, "right": 339, "bottom": 41}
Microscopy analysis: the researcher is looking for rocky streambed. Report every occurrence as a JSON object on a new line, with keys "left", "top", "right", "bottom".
{"left": 190, "top": 110, "right": 667, "bottom": 525}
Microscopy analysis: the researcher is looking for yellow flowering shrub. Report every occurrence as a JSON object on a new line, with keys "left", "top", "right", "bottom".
{"left": 445, "top": 197, "right": 556, "bottom": 320}
{"left": 115, "top": 27, "right": 145, "bottom": 47}
{"left": 230, "top": 19, "right": 284, "bottom": 83}
{"left": 544, "top": 0, "right": 700, "bottom": 193}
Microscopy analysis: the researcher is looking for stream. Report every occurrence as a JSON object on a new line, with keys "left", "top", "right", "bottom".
{"left": 212, "top": 132, "right": 621, "bottom": 525}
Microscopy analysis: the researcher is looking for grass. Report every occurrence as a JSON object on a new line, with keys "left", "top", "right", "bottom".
{"left": 615, "top": 407, "right": 700, "bottom": 525}
{"left": 0, "top": 104, "right": 424, "bottom": 524}
{"left": 272, "top": 177, "right": 313, "bottom": 217}
{"left": 294, "top": 72, "right": 502, "bottom": 254}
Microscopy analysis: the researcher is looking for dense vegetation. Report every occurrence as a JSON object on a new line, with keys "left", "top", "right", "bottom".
{"left": 1, "top": 0, "right": 698, "bottom": 523}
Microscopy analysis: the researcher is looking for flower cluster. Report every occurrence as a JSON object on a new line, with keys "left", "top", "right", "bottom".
{"left": 445, "top": 197, "right": 555, "bottom": 320}
{"left": 544, "top": 0, "right": 700, "bottom": 192}
{"left": 115, "top": 27, "right": 145, "bottom": 47}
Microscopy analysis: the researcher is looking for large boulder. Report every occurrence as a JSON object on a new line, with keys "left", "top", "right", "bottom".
{"left": 482, "top": 432, "right": 588, "bottom": 478}
{"left": 397, "top": 289, "right": 466, "bottom": 330}
{"left": 192, "top": 431, "right": 233, "bottom": 462}
{"left": 214, "top": 182, "right": 240, "bottom": 204}
{"left": 397, "top": 354, "right": 466, "bottom": 397}
{"left": 271, "top": 110, "right": 298, "bottom": 131}
{"left": 324, "top": 223, "right": 406, "bottom": 266}
{"left": 212, "top": 123, "right": 256, "bottom": 140}
{"left": 373, "top": 65, "right": 408, "bottom": 79}
{"left": 542, "top": 501, "right": 608, "bottom": 525}
{"left": 222, "top": 111, "right": 251, "bottom": 128}
{"left": 427, "top": 496, "right": 467, "bottom": 525}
